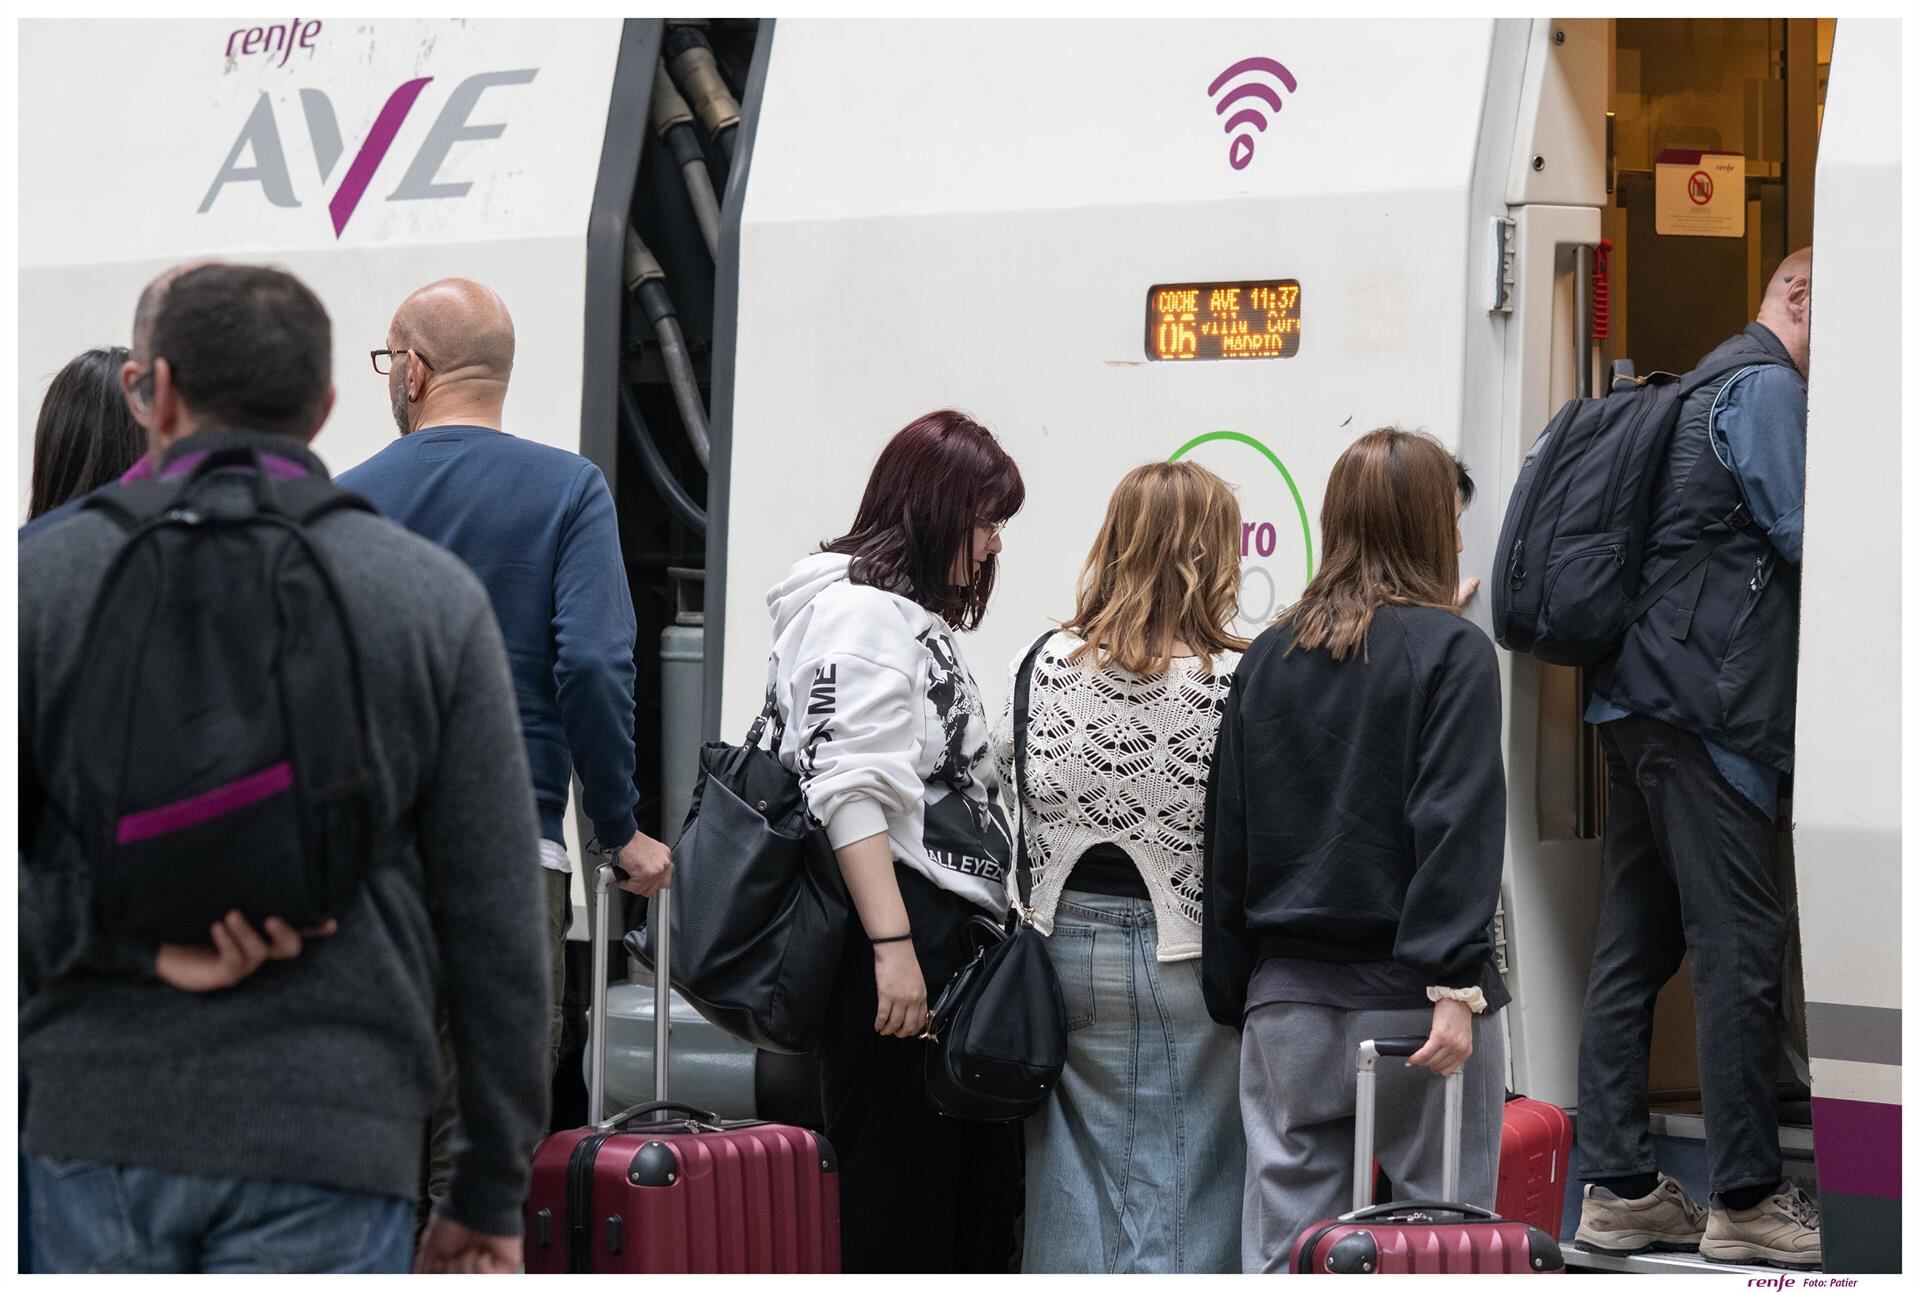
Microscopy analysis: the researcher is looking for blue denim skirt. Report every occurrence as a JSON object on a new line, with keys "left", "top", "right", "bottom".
{"left": 1021, "top": 890, "right": 1245, "bottom": 1272}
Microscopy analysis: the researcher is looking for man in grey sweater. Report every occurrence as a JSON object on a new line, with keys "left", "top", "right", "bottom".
{"left": 18, "top": 264, "right": 549, "bottom": 1273}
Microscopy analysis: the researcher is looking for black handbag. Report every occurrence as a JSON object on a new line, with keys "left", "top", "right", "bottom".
{"left": 923, "top": 630, "right": 1069, "bottom": 1122}
{"left": 628, "top": 694, "right": 849, "bottom": 1054}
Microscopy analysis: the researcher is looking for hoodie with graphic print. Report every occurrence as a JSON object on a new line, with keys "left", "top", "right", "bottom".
{"left": 764, "top": 553, "right": 1012, "bottom": 917}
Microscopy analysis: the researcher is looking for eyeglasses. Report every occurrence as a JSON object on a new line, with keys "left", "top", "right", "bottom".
{"left": 976, "top": 518, "right": 1007, "bottom": 539}
{"left": 370, "top": 348, "right": 433, "bottom": 376}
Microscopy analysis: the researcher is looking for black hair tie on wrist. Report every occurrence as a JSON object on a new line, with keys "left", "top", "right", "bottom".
{"left": 869, "top": 932, "right": 913, "bottom": 945}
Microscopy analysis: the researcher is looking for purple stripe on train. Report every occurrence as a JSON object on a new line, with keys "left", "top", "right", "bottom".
{"left": 1812, "top": 1097, "right": 1902, "bottom": 1199}
{"left": 116, "top": 762, "right": 294, "bottom": 845}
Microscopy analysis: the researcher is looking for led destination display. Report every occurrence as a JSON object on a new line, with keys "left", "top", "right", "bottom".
{"left": 1146, "top": 280, "right": 1302, "bottom": 361}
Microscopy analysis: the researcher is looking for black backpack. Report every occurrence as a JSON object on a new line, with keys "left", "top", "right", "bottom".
{"left": 50, "top": 446, "right": 382, "bottom": 947}
{"left": 1490, "top": 357, "right": 1785, "bottom": 667}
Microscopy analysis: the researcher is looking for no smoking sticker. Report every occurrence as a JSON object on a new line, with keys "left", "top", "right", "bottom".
{"left": 1656, "top": 149, "right": 1743, "bottom": 237}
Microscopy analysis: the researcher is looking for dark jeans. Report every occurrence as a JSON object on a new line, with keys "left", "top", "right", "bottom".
{"left": 1576, "top": 715, "right": 1787, "bottom": 1196}
{"left": 816, "top": 864, "right": 1021, "bottom": 1273}
{"left": 25, "top": 1156, "right": 413, "bottom": 1273}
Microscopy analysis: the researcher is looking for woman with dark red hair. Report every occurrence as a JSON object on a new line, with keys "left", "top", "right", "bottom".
{"left": 763, "top": 409, "right": 1026, "bottom": 1271}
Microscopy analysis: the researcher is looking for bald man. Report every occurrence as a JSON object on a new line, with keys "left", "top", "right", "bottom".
{"left": 338, "top": 279, "right": 673, "bottom": 1228}
{"left": 1574, "top": 249, "right": 1820, "bottom": 1270}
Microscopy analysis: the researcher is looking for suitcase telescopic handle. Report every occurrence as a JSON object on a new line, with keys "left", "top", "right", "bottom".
{"left": 586, "top": 859, "right": 675, "bottom": 1126}
{"left": 587, "top": 862, "right": 624, "bottom": 1125}
{"left": 590, "top": 860, "right": 673, "bottom": 1126}
{"left": 1352, "top": 1037, "right": 1465, "bottom": 1214}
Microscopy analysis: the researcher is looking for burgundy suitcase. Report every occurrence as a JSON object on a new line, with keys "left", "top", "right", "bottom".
{"left": 1291, "top": 1038, "right": 1565, "bottom": 1275}
{"left": 1496, "top": 1094, "right": 1574, "bottom": 1240}
{"left": 523, "top": 865, "right": 842, "bottom": 1273}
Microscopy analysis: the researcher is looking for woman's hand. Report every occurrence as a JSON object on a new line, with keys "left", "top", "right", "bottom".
{"left": 873, "top": 941, "right": 929, "bottom": 1038}
{"left": 1408, "top": 997, "right": 1474, "bottom": 1076}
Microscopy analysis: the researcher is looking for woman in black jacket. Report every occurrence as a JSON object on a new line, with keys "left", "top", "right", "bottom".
{"left": 1203, "top": 427, "right": 1509, "bottom": 1272}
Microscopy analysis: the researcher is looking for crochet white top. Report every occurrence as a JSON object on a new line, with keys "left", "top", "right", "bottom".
{"left": 992, "top": 630, "right": 1241, "bottom": 962}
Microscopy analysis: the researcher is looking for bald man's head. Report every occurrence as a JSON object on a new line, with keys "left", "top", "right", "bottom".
{"left": 1756, "top": 247, "right": 1813, "bottom": 376}
{"left": 390, "top": 278, "right": 516, "bottom": 383}
{"left": 386, "top": 278, "right": 515, "bottom": 434}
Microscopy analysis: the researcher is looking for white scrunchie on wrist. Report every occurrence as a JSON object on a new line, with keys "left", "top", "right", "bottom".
{"left": 1426, "top": 984, "right": 1489, "bottom": 1015}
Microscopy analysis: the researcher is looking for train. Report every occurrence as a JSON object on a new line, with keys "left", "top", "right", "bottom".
{"left": 16, "top": 16, "right": 1901, "bottom": 1273}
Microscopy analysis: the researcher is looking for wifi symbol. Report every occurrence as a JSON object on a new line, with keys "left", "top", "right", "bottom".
{"left": 1208, "top": 57, "right": 1298, "bottom": 171}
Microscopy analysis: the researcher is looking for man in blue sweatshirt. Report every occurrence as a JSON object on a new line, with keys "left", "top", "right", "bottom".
{"left": 339, "top": 278, "right": 673, "bottom": 1209}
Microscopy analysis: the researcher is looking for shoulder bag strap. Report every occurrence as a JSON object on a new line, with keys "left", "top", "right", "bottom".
{"left": 1011, "top": 629, "right": 1056, "bottom": 909}
{"left": 743, "top": 682, "right": 782, "bottom": 750}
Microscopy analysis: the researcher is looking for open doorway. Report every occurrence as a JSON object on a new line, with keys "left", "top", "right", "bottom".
{"left": 1595, "top": 13, "right": 1832, "bottom": 1153}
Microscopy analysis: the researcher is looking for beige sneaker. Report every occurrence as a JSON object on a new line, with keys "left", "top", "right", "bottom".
{"left": 1701, "top": 1183, "right": 1822, "bottom": 1270}
{"left": 1573, "top": 1174, "right": 1708, "bottom": 1254}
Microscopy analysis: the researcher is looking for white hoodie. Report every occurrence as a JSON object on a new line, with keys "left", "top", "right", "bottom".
{"left": 763, "top": 553, "right": 1013, "bottom": 917}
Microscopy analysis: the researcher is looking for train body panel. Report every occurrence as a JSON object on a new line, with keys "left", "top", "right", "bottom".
{"left": 1794, "top": 17, "right": 1903, "bottom": 1270}
{"left": 17, "top": 18, "right": 625, "bottom": 498}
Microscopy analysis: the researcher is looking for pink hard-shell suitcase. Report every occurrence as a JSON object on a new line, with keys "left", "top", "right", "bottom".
{"left": 1290, "top": 1037, "right": 1565, "bottom": 1274}
{"left": 523, "top": 864, "right": 841, "bottom": 1273}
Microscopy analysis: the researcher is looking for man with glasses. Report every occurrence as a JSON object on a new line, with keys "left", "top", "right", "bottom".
{"left": 338, "top": 278, "right": 673, "bottom": 1229}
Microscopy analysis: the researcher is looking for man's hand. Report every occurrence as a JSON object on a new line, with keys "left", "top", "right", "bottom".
{"left": 414, "top": 1213, "right": 523, "bottom": 1274}
{"left": 613, "top": 832, "right": 673, "bottom": 897}
{"left": 153, "top": 911, "right": 337, "bottom": 993}
{"left": 1455, "top": 576, "right": 1481, "bottom": 611}
{"left": 1408, "top": 997, "right": 1475, "bottom": 1077}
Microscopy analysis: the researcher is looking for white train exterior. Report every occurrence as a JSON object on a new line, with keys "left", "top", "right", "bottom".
{"left": 17, "top": 17, "right": 1901, "bottom": 1273}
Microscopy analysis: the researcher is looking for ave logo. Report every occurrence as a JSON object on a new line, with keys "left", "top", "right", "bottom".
{"left": 198, "top": 69, "right": 538, "bottom": 237}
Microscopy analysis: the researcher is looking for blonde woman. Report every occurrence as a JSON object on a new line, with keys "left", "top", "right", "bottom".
{"left": 994, "top": 461, "right": 1249, "bottom": 1273}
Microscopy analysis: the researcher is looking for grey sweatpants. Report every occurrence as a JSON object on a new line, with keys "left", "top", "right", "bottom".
{"left": 1239, "top": 1002, "right": 1507, "bottom": 1273}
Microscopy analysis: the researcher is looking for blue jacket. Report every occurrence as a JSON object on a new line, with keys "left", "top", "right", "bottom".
{"left": 339, "top": 426, "right": 639, "bottom": 850}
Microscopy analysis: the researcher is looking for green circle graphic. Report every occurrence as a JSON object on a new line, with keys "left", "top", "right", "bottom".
{"left": 1169, "top": 430, "right": 1315, "bottom": 582}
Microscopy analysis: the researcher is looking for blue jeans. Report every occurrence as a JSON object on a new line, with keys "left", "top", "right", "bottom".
{"left": 25, "top": 1156, "right": 414, "bottom": 1273}
{"left": 1022, "top": 891, "right": 1245, "bottom": 1272}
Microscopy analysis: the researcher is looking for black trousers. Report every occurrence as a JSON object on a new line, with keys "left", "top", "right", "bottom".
{"left": 1576, "top": 715, "right": 1787, "bottom": 1196}
{"left": 816, "top": 864, "right": 1021, "bottom": 1273}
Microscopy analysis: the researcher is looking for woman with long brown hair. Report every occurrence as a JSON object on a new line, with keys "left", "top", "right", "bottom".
{"left": 993, "top": 460, "right": 1249, "bottom": 1272}
{"left": 1202, "top": 427, "right": 1510, "bottom": 1271}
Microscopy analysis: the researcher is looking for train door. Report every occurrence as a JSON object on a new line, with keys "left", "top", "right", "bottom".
{"left": 1550, "top": 17, "right": 1886, "bottom": 1274}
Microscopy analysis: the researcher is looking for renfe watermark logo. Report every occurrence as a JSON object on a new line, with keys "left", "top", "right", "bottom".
{"left": 1168, "top": 431, "right": 1314, "bottom": 631}
{"left": 199, "top": 69, "right": 538, "bottom": 237}
{"left": 225, "top": 18, "right": 322, "bottom": 68}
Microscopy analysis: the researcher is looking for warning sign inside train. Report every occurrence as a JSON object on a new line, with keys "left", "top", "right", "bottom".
{"left": 1654, "top": 149, "right": 1744, "bottom": 238}
{"left": 1145, "top": 279, "right": 1302, "bottom": 361}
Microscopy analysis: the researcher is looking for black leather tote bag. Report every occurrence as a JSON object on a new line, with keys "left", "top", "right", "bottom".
{"left": 629, "top": 696, "right": 849, "bottom": 1054}
{"left": 923, "top": 631, "right": 1069, "bottom": 1121}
